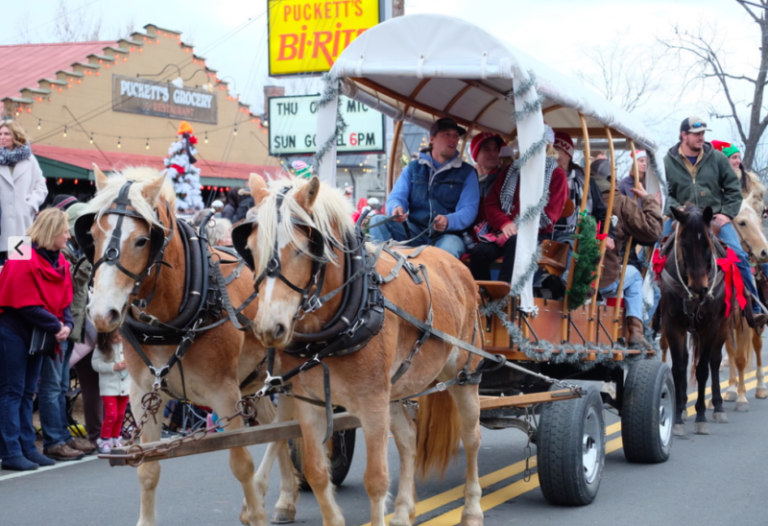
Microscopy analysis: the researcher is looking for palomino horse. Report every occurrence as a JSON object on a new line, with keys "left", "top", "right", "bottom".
{"left": 82, "top": 167, "right": 298, "bottom": 526}
{"left": 240, "top": 175, "right": 484, "bottom": 526}
{"left": 725, "top": 197, "right": 768, "bottom": 410}
{"left": 658, "top": 205, "right": 729, "bottom": 436}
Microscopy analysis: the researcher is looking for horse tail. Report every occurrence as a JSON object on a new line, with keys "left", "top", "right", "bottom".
{"left": 690, "top": 334, "right": 700, "bottom": 387}
{"left": 415, "top": 390, "right": 461, "bottom": 480}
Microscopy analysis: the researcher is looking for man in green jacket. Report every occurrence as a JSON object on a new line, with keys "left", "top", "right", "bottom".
{"left": 663, "top": 116, "right": 766, "bottom": 325}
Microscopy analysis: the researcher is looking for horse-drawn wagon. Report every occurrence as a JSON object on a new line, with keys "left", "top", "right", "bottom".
{"left": 83, "top": 14, "right": 674, "bottom": 526}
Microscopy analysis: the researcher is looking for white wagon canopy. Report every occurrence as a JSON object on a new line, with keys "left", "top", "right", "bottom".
{"left": 315, "top": 13, "right": 664, "bottom": 311}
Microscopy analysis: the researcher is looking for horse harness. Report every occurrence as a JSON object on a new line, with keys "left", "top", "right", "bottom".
{"left": 232, "top": 193, "right": 536, "bottom": 442}
{"left": 659, "top": 223, "right": 726, "bottom": 332}
{"left": 75, "top": 181, "right": 258, "bottom": 398}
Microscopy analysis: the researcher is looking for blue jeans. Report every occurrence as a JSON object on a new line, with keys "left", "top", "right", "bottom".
{"left": 367, "top": 215, "right": 466, "bottom": 259}
{"left": 0, "top": 326, "right": 44, "bottom": 460}
{"left": 599, "top": 264, "right": 644, "bottom": 320}
{"left": 663, "top": 218, "right": 759, "bottom": 311}
{"left": 39, "top": 340, "right": 73, "bottom": 448}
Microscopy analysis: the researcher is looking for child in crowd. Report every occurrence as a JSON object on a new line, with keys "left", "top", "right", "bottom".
{"left": 91, "top": 331, "right": 130, "bottom": 454}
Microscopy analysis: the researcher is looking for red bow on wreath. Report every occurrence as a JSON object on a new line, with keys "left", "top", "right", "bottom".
{"left": 189, "top": 135, "right": 198, "bottom": 145}
{"left": 595, "top": 221, "right": 608, "bottom": 241}
{"left": 651, "top": 248, "right": 666, "bottom": 281}
{"left": 170, "top": 164, "right": 186, "bottom": 175}
{"left": 717, "top": 247, "right": 747, "bottom": 317}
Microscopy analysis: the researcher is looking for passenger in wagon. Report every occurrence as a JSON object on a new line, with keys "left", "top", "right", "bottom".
{"left": 552, "top": 131, "right": 607, "bottom": 242}
{"left": 591, "top": 159, "right": 662, "bottom": 350}
{"left": 618, "top": 150, "right": 648, "bottom": 199}
{"left": 467, "top": 127, "right": 568, "bottom": 282}
{"left": 468, "top": 132, "right": 506, "bottom": 244}
{"left": 367, "top": 117, "right": 480, "bottom": 259}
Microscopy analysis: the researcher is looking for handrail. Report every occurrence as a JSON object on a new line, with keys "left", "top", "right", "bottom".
{"left": 561, "top": 113, "right": 592, "bottom": 343}
{"left": 387, "top": 118, "right": 404, "bottom": 196}
{"left": 587, "top": 126, "right": 616, "bottom": 342}
{"left": 612, "top": 139, "right": 640, "bottom": 342}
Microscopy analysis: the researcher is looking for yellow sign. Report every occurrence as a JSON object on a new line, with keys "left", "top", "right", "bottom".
{"left": 268, "top": 0, "right": 381, "bottom": 76}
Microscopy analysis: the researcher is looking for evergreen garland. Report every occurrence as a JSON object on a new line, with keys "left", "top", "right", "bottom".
{"left": 567, "top": 214, "right": 601, "bottom": 310}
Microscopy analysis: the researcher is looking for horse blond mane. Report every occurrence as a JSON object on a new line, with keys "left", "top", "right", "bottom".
{"left": 85, "top": 166, "right": 176, "bottom": 230}
{"left": 253, "top": 176, "right": 355, "bottom": 276}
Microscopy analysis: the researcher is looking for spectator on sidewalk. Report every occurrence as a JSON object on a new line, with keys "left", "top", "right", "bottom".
{"left": 92, "top": 331, "right": 131, "bottom": 454}
{"left": 0, "top": 208, "right": 74, "bottom": 471}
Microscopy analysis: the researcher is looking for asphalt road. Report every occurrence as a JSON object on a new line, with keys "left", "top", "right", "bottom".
{"left": 2, "top": 356, "right": 768, "bottom": 526}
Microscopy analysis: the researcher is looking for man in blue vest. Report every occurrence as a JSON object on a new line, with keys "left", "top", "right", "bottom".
{"left": 368, "top": 118, "right": 480, "bottom": 259}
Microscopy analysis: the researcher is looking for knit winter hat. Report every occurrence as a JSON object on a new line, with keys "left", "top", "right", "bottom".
{"left": 51, "top": 194, "right": 78, "bottom": 211}
{"left": 712, "top": 140, "right": 740, "bottom": 158}
{"left": 553, "top": 131, "right": 574, "bottom": 159}
{"left": 631, "top": 150, "right": 647, "bottom": 160}
{"left": 469, "top": 132, "right": 504, "bottom": 162}
{"left": 66, "top": 202, "right": 88, "bottom": 237}
{"left": 177, "top": 121, "right": 194, "bottom": 135}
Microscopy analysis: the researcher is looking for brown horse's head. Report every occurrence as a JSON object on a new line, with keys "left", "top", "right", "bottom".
{"left": 733, "top": 195, "right": 768, "bottom": 264}
{"left": 670, "top": 205, "right": 715, "bottom": 295}
{"left": 84, "top": 165, "right": 175, "bottom": 332}
{"left": 240, "top": 174, "right": 354, "bottom": 348}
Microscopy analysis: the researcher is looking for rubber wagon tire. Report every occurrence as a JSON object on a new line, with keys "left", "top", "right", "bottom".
{"left": 537, "top": 385, "right": 605, "bottom": 506}
{"left": 290, "top": 427, "right": 357, "bottom": 491}
{"left": 621, "top": 359, "right": 674, "bottom": 464}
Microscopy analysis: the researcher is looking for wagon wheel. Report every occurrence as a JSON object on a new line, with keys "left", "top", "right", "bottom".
{"left": 537, "top": 385, "right": 605, "bottom": 506}
{"left": 621, "top": 360, "right": 674, "bottom": 463}
{"left": 289, "top": 411, "right": 356, "bottom": 491}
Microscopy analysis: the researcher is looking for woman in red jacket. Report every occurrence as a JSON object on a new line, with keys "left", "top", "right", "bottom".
{"left": 469, "top": 139, "right": 568, "bottom": 282}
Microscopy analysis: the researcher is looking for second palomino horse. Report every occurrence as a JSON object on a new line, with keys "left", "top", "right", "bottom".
{"left": 238, "top": 174, "right": 486, "bottom": 526}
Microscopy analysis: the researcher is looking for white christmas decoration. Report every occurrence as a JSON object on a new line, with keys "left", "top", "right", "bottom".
{"left": 163, "top": 123, "right": 204, "bottom": 212}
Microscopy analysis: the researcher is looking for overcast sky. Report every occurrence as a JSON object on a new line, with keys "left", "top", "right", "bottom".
{"left": 5, "top": 0, "right": 763, "bottom": 153}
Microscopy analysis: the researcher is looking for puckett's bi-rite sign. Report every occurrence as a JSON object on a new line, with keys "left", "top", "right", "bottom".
{"left": 268, "top": 0, "right": 381, "bottom": 76}
{"left": 112, "top": 75, "right": 218, "bottom": 124}
{"left": 269, "top": 94, "right": 385, "bottom": 156}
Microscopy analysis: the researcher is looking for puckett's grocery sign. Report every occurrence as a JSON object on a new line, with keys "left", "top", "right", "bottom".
{"left": 268, "top": 0, "right": 381, "bottom": 76}
{"left": 112, "top": 75, "right": 218, "bottom": 124}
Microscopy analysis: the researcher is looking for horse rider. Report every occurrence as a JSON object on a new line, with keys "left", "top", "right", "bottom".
{"left": 367, "top": 117, "right": 480, "bottom": 259}
{"left": 591, "top": 159, "right": 663, "bottom": 349}
{"left": 663, "top": 116, "right": 768, "bottom": 327}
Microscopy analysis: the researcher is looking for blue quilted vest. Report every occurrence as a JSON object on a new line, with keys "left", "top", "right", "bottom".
{"left": 406, "top": 156, "right": 476, "bottom": 233}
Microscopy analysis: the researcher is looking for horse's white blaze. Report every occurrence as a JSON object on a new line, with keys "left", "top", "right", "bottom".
{"left": 256, "top": 221, "right": 298, "bottom": 338}
{"left": 89, "top": 215, "right": 137, "bottom": 323}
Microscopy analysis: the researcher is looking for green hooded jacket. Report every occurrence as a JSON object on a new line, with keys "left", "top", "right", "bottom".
{"left": 663, "top": 142, "right": 742, "bottom": 218}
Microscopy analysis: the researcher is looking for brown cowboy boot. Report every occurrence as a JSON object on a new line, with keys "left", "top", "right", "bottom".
{"left": 627, "top": 316, "right": 653, "bottom": 350}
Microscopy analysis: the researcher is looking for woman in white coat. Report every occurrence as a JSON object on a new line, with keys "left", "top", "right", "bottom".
{"left": 0, "top": 120, "right": 48, "bottom": 264}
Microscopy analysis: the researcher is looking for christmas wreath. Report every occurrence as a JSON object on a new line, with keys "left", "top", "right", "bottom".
{"left": 567, "top": 213, "right": 601, "bottom": 310}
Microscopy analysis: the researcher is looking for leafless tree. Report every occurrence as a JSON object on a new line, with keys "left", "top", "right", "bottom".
{"left": 575, "top": 34, "right": 674, "bottom": 126}
{"left": 659, "top": 0, "right": 768, "bottom": 173}
{"left": 53, "top": 0, "right": 104, "bottom": 42}
{"left": 16, "top": 11, "right": 34, "bottom": 44}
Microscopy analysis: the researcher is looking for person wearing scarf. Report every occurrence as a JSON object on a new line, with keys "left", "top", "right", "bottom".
{"left": 0, "top": 120, "right": 48, "bottom": 265}
{"left": 469, "top": 132, "right": 506, "bottom": 240}
{"left": 0, "top": 209, "right": 75, "bottom": 471}
{"left": 468, "top": 131, "right": 568, "bottom": 282}
{"left": 552, "top": 131, "right": 607, "bottom": 240}
{"left": 591, "top": 159, "right": 662, "bottom": 350}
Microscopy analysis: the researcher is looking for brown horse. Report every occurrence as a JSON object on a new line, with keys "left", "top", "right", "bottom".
{"left": 83, "top": 167, "right": 298, "bottom": 526}
{"left": 658, "top": 205, "right": 729, "bottom": 436}
{"left": 724, "top": 198, "right": 768, "bottom": 410}
{"left": 240, "top": 174, "right": 484, "bottom": 526}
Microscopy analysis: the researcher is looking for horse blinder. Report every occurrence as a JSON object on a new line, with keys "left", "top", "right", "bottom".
{"left": 232, "top": 220, "right": 257, "bottom": 271}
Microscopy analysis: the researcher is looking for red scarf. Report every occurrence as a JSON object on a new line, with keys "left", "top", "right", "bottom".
{"left": 0, "top": 249, "right": 73, "bottom": 320}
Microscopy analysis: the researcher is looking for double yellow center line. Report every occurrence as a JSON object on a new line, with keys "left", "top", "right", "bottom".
{"left": 361, "top": 365, "right": 768, "bottom": 526}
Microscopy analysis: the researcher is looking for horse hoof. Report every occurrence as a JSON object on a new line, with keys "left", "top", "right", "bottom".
{"left": 240, "top": 508, "right": 249, "bottom": 525}
{"left": 390, "top": 515, "right": 413, "bottom": 526}
{"left": 694, "top": 422, "right": 710, "bottom": 435}
{"left": 756, "top": 387, "right": 768, "bottom": 399}
{"left": 712, "top": 412, "right": 729, "bottom": 424}
{"left": 734, "top": 402, "right": 750, "bottom": 413}
{"left": 271, "top": 507, "right": 297, "bottom": 524}
{"left": 673, "top": 424, "right": 686, "bottom": 436}
{"left": 460, "top": 515, "right": 484, "bottom": 526}
{"left": 723, "top": 391, "right": 738, "bottom": 402}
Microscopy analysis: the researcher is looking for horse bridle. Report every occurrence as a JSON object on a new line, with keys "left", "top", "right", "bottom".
{"left": 248, "top": 187, "right": 328, "bottom": 317}
{"left": 74, "top": 181, "right": 174, "bottom": 303}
